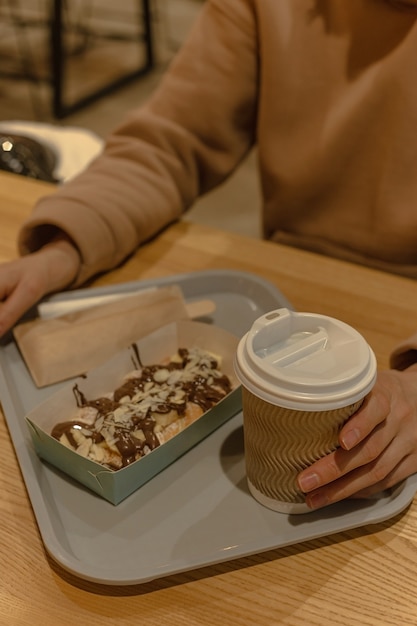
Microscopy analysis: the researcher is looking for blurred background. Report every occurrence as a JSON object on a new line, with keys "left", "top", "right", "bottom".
{"left": 0, "top": 0, "right": 260, "bottom": 237}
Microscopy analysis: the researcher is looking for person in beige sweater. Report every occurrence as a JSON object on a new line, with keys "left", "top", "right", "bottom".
{"left": 1, "top": 0, "right": 417, "bottom": 508}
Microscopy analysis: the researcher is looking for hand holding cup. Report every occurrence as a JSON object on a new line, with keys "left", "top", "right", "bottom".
{"left": 234, "top": 308, "right": 377, "bottom": 514}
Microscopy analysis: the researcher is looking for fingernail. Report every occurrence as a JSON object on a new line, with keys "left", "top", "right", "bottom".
{"left": 306, "top": 492, "right": 329, "bottom": 509}
{"left": 298, "top": 472, "right": 320, "bottom": 492}
{"left": 341, "top": 428, "right": 360, "bottom": 450}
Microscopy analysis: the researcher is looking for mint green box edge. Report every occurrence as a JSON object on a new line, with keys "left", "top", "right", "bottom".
{"left": 26, "top": 386, "right": 242, "bottom": 505}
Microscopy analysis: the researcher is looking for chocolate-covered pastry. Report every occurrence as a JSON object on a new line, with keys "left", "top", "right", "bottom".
{"left": 51, "top": 347, "right": 232, "bottom": 470}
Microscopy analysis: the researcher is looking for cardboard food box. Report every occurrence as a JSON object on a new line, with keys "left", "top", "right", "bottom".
{"left": 25, "top": 320, "right": 241, "bottom": 504}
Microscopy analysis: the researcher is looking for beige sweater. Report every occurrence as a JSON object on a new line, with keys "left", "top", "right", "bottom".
{"left": 18, "top": 0, "right": 417, "bottom": 365}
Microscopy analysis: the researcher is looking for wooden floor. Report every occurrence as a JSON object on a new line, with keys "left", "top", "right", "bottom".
{"left": 0, "top": 0, "right": 261, "bottom": 238}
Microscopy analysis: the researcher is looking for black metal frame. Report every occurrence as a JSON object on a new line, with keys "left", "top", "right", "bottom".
{"left": 50, "top": 0, "right": 154, "bottom": 118}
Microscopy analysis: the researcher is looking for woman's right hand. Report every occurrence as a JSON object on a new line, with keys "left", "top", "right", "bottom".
{"left": 0, "top": 238, "right": 81, "bottom": 337}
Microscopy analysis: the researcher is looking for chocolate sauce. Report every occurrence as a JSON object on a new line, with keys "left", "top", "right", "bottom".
{"left": 51, "top": 348, "right": 232, "bottom": 470}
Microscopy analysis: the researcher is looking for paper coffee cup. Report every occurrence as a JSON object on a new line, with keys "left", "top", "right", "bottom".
{"left": 234, "top": 308, "right": 377, "bottom": 514}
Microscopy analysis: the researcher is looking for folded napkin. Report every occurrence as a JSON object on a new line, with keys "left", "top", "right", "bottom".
{"left": 13, "top": 285, "right": 190, "bottom": 387}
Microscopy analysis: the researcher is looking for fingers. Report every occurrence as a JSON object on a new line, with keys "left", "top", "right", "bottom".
{"left": 297, "top": 419, "right": 396, "bottom": 504}
{"left": 302, "top": 443, "right": 417, "bottom": 509}
{"left": 0, "top": 257, "right": 47, "bottom": 336}
{"left": 352, "top": 455, "right": 417, "bottom": 499}
{"left": 0, "top": 240, "right": 80, "bottom": 337}
{"left": 338, "top": 388, "right": 391, "bottom": 451}
{"left": 297, "top": 369, "right": 417, "bottom": 509}
{"left": 298, "top": 394, "right": 394, "bottom": 491}
{"left": 0, "top": 279, "right": 41, "bottom": 335}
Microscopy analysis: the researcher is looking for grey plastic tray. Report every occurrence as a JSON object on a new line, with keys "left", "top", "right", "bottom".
{"left": 0, "top": 269, "right": 416, "bottom": 585}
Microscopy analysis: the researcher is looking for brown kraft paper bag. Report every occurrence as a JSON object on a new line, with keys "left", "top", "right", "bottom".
{"left": 13, "top": 285, "right": 190, "bottom": 387}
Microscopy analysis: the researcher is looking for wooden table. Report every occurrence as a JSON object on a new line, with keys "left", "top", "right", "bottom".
{"left": 1, "top": 172, "right": 416, "bottom": 626}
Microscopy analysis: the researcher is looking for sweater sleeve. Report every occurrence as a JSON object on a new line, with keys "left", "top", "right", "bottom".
{"left": 17, "top": 0, "right": 258, "bottom": 287}
{"left": 390, "top": 334, "right": 417, "bottom": 370}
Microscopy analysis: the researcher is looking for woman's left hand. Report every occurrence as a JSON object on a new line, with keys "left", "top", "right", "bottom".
{"left": 297, "top": 367, "right": 417, "bottom": 509}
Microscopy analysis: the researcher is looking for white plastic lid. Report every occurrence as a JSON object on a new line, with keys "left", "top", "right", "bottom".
{"left": 234, "top": 308, "right": 377, "bottom": 410}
